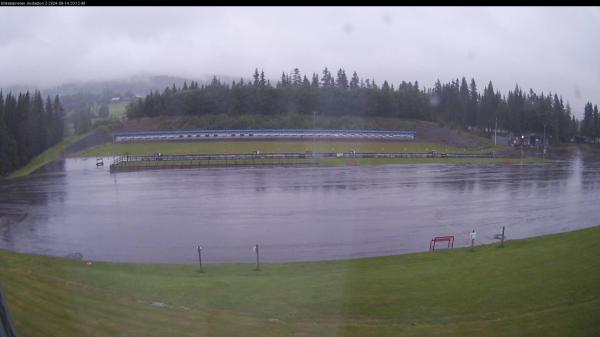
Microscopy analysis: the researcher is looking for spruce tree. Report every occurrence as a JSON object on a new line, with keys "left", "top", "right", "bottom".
{"left": 350, "top": 71, "right": 359, "bottom": 89}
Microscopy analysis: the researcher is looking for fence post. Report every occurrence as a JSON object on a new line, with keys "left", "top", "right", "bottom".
{"left": 500, "top": 226, "right": 505, "bottom": 248}
{"left": 197, "top": 245, "right": 203, "bottom": 273}
{"left": 254, "top": 244, "right": 260, "bottom": 271}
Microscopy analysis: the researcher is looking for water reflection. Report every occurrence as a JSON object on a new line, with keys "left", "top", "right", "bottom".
{"left": 0, "top": 150, "right": 599, "bottom": 263}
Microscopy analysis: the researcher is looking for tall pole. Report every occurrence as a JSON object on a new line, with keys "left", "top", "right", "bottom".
{"left": 543, "top": 124, "right": 546, "bottom": 161}
{"left": 494, "top": 116, "right": 498, "bottom": 146}
{"left": 312, "top": 111, "right": 317, "bottom": 160}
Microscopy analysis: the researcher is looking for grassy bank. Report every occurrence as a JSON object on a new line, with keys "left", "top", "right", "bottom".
{"left": 1, "top": 226, "right": 599, "bottom": 337}
{"left": 73, "top": 140, "right": 503, "bottom": 157}
{"left": 6, "top": 132, "right": 92, "bottom": 179}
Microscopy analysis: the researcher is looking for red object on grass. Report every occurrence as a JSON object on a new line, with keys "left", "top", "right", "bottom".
{"left": 429, "top": 236, "right": 454, "bottom": 251}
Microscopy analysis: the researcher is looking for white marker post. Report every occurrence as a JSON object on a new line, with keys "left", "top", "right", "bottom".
{"left": 470, "top": 230, "right": 477, "bottom": 251}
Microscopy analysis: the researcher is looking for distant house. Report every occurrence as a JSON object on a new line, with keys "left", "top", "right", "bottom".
{"left": 111, "top": 97, "right": 121, "bottom": 102}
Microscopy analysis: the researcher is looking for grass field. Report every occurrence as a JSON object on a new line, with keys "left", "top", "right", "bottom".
{"left": 73, "top": 140, "right": 504, "bottom": 157}
{"left": 108, "top": 101, "right": 129, "bottom": 120}
{"left": 1, "top": 226, "right": 599, "bottom": 337}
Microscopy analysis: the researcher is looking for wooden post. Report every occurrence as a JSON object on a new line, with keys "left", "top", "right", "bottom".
{"left": 500, "top": 226, "right": 505, "bottom": 248}
{"left": 197, "top": 246, "right": 203, "bottom": 273}
{"left": 254, "top": 244, "right": 260, "bottom": 271}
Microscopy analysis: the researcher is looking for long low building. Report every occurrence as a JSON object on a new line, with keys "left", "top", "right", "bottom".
{"left": 112, "top": 129, "right": 416, "bottom": 143}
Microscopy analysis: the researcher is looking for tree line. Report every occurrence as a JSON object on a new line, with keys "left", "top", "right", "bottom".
{"left": 126, "top": 68, "right": 593, "bottom": 144}
{"left": 580, "top": 102, "right": 600, "bottom": 139}
{"left": 0, "top": 91, "right": 65, "bottom": 176}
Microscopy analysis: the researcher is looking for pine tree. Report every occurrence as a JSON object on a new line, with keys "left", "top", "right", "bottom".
{"left": 280, "top": 72, "right": 289, "bottom": 87}
{"left": 311, "top": 73, "right": 319, "bottom": 88}
{"left": 582, "top": 102, "right": 594, "bottom": 137}
{"left": 350, "top": 71, "right": 359, "bottom": 89}
{"left": 302, "top": 75, "right": 310, "bottom": 87}
{"left": 53, "top": 95, "right": 64, "bottom": 142}
{"left": 44, "top": 97, "right": 55, "bottom": 144}
{"left": 292, "top": 68, "right": 301, "bottom": 86}
{"left": 467, "top": 78, "right": 478, "bottom": 127}
{"left": 253, "top": 69, "right": 260, "bottom": 86}
{"left": 336, "top": 69, "right": 348, "bottom": 89}
{"left": 458, "top": 77, "right": 469, "bottom": 126}
{"left": 259, "top": 70, "right": 266, "bottom": 87}
{"left": 321, "top": 68, "right": 333, "bottom": 87}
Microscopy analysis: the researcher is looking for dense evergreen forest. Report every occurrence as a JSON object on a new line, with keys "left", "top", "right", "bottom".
{"left": 127, "top": 68, "right": 600, "bottom": 144}
{"left": 0, "top": 91, "right": 65, "bottom": 176}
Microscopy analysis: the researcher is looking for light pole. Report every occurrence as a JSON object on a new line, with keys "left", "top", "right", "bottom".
{"left": 312, "top": 111, "right": 317, "bottom": 156}
{"left": 494, "top": 116, "right": 498, "bottom": 146}
{"left": 543, "top": 124, "right": 547, "bottom": 161}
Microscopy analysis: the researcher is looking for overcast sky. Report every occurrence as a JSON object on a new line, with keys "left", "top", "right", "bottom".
{"left": 1, "top": 6, "right": 599, "bottom": 117}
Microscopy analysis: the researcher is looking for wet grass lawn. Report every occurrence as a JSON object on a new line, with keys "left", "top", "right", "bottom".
{"left": 1, "top": 226, "right": 598, "bottom": 337}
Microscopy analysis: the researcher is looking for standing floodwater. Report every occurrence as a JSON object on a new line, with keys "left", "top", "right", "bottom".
{"left": 0, "top": 149, "right": 599, "bottom": 263}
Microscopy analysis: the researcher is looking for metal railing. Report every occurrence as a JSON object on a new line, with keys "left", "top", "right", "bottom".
{"left": 110, "top": 151, "right": 501, "bottom": 172}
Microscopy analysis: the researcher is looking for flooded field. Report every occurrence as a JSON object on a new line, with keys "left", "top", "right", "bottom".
{"left": 0, "top": 148, "right": 599, "bottom": 263}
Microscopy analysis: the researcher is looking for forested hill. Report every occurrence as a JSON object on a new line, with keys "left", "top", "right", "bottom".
{"left": 126, "top": 68, "right": 599, "bottom": 144}
{"left": 0, "top": 91, "right": 65, "bottom": 176}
